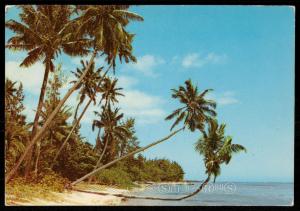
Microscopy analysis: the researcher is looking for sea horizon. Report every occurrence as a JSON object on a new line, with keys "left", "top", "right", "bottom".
{"left": 123, "top": 181, "right": 294, "bottom": 206}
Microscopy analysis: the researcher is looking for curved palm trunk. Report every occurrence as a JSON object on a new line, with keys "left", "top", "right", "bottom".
{"left": 71, "top": 127, "right": 185, "bottom": 186}
{"left": 33, "top": 142, "right": 41, "bottom": 177}
{"left": 5, "top": 50, "right": 97, "bottom": 184}
{"left": 88, "top": 133, "right": 108, "bottom": 183}
{"left": 88, "top": 99, "right": 108, "bottom": 183}
{"left": 51, "top": 68, "right": 110, "bottom": 169}
{"left": 71, "top": 176, "right": 210, "bottom": 201}
{"left": 24, "top": 64, "right": 50, "bottom": 179}
{"left": 51, "top": 99, "right": 92, "bottom": 169}
{"left": 73, "top": 101, "right": 81, "bottom": 123}
{"left": 176, "top": 176, "right": 210, "bottom": 200}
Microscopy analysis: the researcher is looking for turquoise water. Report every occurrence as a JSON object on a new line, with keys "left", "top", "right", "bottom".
{"left": 122, "top": 182, "right": 293, "bottom": 206}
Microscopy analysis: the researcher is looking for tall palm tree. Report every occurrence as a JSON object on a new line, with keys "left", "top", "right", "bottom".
{"left": 117, "top": 118, "right": 139, "bottom": 157}
{"left": 91, "top": 106, "right": 130, "bottom": 172}
{"left": 35, "top": 104, "right": 73, "bottom": 175}
{"left": 71, "top": 80, "right": 217, "bottom": 186}
{"left": 94, "top": 77, "right": 124, "bottom": 151}
{"left": 73, "top": 119, "right": 246, "bottom": 201}
{"left": 165, "top": 79, "right": 217, "bottom": 132}
{"left": 177, "top": 119, "right": 246, "bottom": 200}
{"left": 5, "top": 5, "right": 92, "bottom": 178}
{"left": 51, "top": 61, "right": 104, "bottom": 168}
{"left": 32, "top": 67, "right": 73, "bottom": 176}
{"left": 5, "top": 5, "right": 143, "bottom": 184}
{"left": 5, "top": 80, "right": 29, "bottom": 174}
{"left": 71, "top": 60, "right": 103, "bottom": 122}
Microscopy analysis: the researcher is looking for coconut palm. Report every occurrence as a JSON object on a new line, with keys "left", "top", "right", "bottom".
{"left": 76, "top": 119, "right": 246, "bottom": 201}
{"left": 32, "top": 68, "right": 73, "bottom": 176}
{"left": 165, "top": 79, "right": 217, "bottom": 132}
{"left": 71, "top": 60, "right": 103, "bottom": 122}
{"left": 92, "top": 106, "right": 131, "bottom": 170}
{"left": 87, "top": 105, "right": 130, "bottom": 183}
{"left": 5, "top": 5, "right": 143, "bottom": 184}
{"left": 5, "top": 5, "right": 92, "bottom": 178}
{"left": 50, "top": 61, "right": 104, "bottom": 168}
{"left": 5, "top": 79, "right": 29, "bottom": 173}
{"left": 70, "top": 79, "right": 216, "bottom": 186}
{"left": 5, "top": 79, "right": 18, "bottom": 106}
{"left": 178, "top": 118, "right": 246, "bottom": 200}
{"left": 93, "top": 76, "right": 124, "bottom": 151}
{"left": 35, "top": 104, "right": 73, "bottom": 175}
{"left": 73, "top": 5, "right": 143, "bottom": 69}
{"left": 117, "top": 118, "right": 139, "bottom": 157}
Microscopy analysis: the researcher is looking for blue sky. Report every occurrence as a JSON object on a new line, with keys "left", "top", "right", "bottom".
{"left": 5, "top": 6, "right": 294, "bottom": 182}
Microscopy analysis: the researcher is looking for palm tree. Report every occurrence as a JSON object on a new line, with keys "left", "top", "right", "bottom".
{"left": 93, "top": 77, "right": 124, "bottom": 151}
{"left": 70, "top": 79, "right": 217, "bottom": 186}
{"left": 72, "top": 118, "right": 246, "bottom": 201}
{"left": 177, "top": 118, "right": 246, "bottom": 200}
{"left": 32, "top": 67, "right": 73, "bottom": 176}
{"left": 5, "top": 5, "right": 92, "bottom": 178}
{"left": 165, "top": 79, "right": 217, "bottom": 132}
{"left": 50, "top": 61, "right": 104, "bottom": 168}
{"left": 88, "top": 106, "right": 130, "bottom": 183}
{"left": 5, "top": 5, "right": 143, "bottom": 184}
{"left": 71, "top": 60, "right": 103, "bottom": 122}
{"left": 5, "top": 80, "right": 29, "bottom": 174}
{"left": 35, "top": 103, "right": 73, "bottom": 175}
{"left": 117, "top": 118, "right": 139, "bottom": 157}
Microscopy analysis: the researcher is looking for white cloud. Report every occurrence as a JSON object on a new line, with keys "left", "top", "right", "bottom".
{"left": 5, "top": 61, "right": 45, "bottom": 95}
{"left": 218, "top": 91, "right": 239, "bottom": 105}
{"left": 118, "top": 90, "right": 166, "bottom": 124}
{"left": 70, "top": 88, "right": 166, "bottom": 126}
{"left": 127, "top": 55, "right": 165, "bottom": 77}
{"left": 6, "top": 59, "right": 165, "bottom": 126}
{"left": 181, "top": 52, "right": 227, "bottom": 69}
{"left": 206, "top": 91, "right": 239, "bottom": 106}
{"left": 117, "top": 75, "right": 138, "bottom": 89}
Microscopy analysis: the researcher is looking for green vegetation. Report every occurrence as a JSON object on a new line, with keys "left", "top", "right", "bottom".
{"left": 5, "top": 5, "right": 246, "bottom": 202}
{"left": 5, "top": 68, "right": 184, "bottom": 188}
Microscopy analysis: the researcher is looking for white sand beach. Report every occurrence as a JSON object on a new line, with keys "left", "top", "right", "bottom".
{"left": 6, "top": 184, "right": 136, "bottom": 206}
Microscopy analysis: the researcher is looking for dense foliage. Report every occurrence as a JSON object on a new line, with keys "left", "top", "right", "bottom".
{"left": 5, "top": 68, "right": 185, "bottom": 186}
{"left": 5, "top": 6, "right": 245, "bottom": 201}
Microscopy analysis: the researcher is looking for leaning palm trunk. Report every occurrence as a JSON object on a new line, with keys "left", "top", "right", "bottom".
{"left": 71, "top": 176, "right": 210, "bottom": 201}
{"left": 33, "top": 142, "right": 41, "bottom": 177}
{"left": 88, "top": 134, "right": 107, "bottom": 183}
{"left": 50, "top": 99, "right": 92, "bottom": 169}
{"left": 50, "top": 69, "right": 110, "bottom": 168}
{"left": 5, "top": 50, "right": 98, "bottom": 184}
{"left": 176, "top": 176, "right": 210, "bottom": 200}
{"left": 24, "top": 64, "right": 51, "bottom": 179}
{"left": 71, "top": 127, "right": 185, "bottom": 186}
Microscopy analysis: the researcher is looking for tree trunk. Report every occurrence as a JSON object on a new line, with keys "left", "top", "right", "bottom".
{"left": 176, "top": 176, "right": 210, "bottom": 200}
{"left": 5, "top": 50, "right": 98, "bottom": 184}
{"left": 71, "top": 127, "right": 185, "bottom": 186}
{"left": 88, "top": 99, "right": 109, "bottom": 183}
{"left": 70, "top": 176, "right": 210, "bottom": 201}
{"left": 24, "top": 63, "right": 50, "bottom": 179}
{"left": 33, "top": 142, "right": 41, "bottom": 178}
{"left": 73, "top": 101, "right": 81, "bottom": 123}
{"left": 88, "top": 133, "right": 108, "bottom": 183}
{"left": 51, "top": 67, "right": 110, "bottom": 169}
{"left": 50, "top": 99, "right": 92, "bottom": 169}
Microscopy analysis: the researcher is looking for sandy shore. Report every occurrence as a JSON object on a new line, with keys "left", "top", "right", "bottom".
{"left": 6, "top": 184, "right": 139, "bottom": 206}
{"left": 5, "top": 182, "right": 185, "bottom": 206}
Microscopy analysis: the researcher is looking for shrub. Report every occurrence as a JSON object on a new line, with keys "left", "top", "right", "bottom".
{"left": 95, "top": 168, "right": 133, "bottom": 189}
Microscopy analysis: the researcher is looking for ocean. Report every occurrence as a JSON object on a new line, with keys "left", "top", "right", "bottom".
{"left": 122, "top": 182, "right": 293, "bottom": 206}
